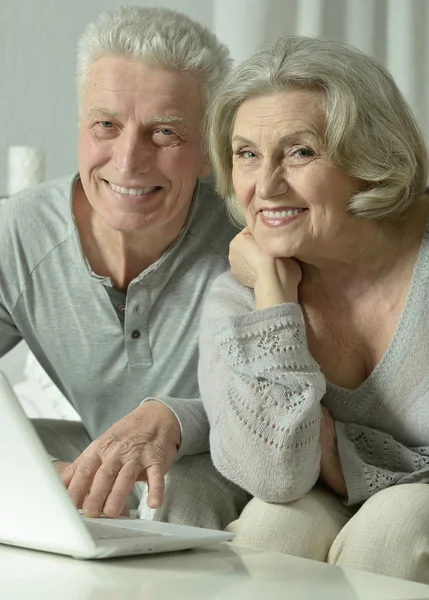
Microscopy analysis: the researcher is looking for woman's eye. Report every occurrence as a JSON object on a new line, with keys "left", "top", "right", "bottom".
{"left": 292, "top": 147, "right": 314, "bottom": 159}
{"left": 234, "top": 150, "right": 256, "bottom": 159}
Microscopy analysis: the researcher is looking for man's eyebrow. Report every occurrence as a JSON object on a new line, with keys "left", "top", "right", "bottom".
{"left": 147, "top": 115, "right": 186, "bottom": 127}
{"left": 232, "top": 129, "right": 319, "bottom": 145}
{"left": 87, "top": 109, "right": 186, "bottom": 128}
{"left": 88, "top": 106, "right": 119, "bottom": 118}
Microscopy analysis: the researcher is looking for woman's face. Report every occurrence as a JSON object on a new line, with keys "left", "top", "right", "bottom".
{"left": 231, "top": 89, "right": 364, "bottom": 260}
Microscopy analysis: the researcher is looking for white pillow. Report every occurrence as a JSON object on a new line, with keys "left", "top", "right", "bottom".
{"left": 13, "top": 352, "right": 80, "bottom": 421}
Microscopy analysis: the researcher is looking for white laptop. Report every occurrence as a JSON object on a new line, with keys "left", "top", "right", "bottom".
{"left": 0, "top": 372, "right": 233, "bottom": 559}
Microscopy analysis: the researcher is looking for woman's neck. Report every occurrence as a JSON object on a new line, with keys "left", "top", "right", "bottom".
{"left": 298, "top": 200, "right": 429, "bottom": 302}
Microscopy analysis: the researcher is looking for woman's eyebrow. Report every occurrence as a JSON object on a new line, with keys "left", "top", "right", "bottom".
{"left": 232, "top": 129, "right": 318, "bottom": 145}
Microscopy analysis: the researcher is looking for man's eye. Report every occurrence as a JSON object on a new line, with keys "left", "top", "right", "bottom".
{"left": 159, "top": 128, "right": 173, "bottom": 136}
{"left": 99, "top": 121, "right": 114, "bottom": 128}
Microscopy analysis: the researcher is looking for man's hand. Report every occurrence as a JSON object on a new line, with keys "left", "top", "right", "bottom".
{"left": 53, "top": 461, "right": 72, "bottom": 477}
{"left": 60, "top": 401, "right": 181, "bottom": 518}
{"left": 319, "top": 407, "right": 347, "bottom": 497}
{"left": 54, "top": 460, "right": 129, "bottom": 515}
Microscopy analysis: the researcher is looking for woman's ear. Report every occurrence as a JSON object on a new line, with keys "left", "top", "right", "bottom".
{"left": 199, "top": 160, "right": 212, "bottom": 178}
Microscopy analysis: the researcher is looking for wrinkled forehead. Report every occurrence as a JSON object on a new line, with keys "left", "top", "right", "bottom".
{"left": 233, "top": 88, "right": 326, "bottom": 139}
{"left": 79, "top": 55, "right": 205, "bottom": 119}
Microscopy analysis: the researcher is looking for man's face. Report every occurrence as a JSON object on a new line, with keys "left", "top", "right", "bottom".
{"left": 78, "top": 56, "right": 209, "bottom": 233}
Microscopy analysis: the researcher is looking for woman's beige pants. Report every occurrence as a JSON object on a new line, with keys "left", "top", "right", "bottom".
{"left": 226, "top": 484, "right": 429, "bottom": 584}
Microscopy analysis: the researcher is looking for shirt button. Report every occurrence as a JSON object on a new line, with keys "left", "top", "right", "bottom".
{"left": 118, "top": 304, "right": 126, "bottom": 313}
{"left": 131, "top": 330, "right": 141, "bottom": 339}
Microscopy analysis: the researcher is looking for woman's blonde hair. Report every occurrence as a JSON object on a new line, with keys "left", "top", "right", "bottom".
{"left": 207, "top": 36, "right": 428, "bottom": 226}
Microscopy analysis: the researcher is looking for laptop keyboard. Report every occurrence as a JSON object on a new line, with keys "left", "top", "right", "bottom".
{"left": 85, "top": 521, "right": 161, "bottom": 540}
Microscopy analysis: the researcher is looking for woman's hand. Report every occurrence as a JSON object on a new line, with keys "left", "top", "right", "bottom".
{"left": 229, "top": 227, "right": 267, "bottom": 288}
{"left": 319, "top": 407, "right": 347, "bottom": 497}
{"left": 229, "top": 228, "right": 302, "bottom": 309}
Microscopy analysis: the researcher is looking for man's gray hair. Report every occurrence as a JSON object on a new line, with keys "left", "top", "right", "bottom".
{"left": 77, "top": 6, "right": 231, "bottom": 112}
{"left": 207, "top": 35, "right": 428, "bottom": 225}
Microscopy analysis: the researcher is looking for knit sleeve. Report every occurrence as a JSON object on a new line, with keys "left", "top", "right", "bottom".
{"left": 198, "top": 272, "right": 326, "bottom": 503}
{"left": 336, "top": 421, "right": 429, "bottom": 506}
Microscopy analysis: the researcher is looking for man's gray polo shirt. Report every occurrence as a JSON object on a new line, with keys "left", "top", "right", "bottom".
{"left": 0, "top": 175, "right": 237, "bottom": 456}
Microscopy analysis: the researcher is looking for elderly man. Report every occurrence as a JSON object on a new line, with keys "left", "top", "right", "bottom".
{"left": 0, "top": 6, "right": 248, "bottom": 528}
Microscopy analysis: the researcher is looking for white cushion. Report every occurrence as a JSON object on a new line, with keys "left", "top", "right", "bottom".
{"left": 13, "top": 352, "right": 80, "bottom": 421}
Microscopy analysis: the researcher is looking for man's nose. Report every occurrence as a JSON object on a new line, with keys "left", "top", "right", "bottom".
{"left": 114, "top": 130, "right": 151, "bottom": 176}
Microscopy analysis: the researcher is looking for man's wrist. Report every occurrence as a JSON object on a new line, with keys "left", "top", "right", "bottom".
{"left": 138, "top": 399, "right": 181, "bottom": 449}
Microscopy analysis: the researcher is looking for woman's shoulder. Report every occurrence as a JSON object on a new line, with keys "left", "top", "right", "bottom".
{"left": 202, "top": 271, "right": 255, "bottom": 319}
{"left": 209, "top": 270, "right": 254, "bottom": 300}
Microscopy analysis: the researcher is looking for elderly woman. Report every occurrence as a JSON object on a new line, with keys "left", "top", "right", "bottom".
{"left": 199, "top": 36, "right": 429, "bottom": 583}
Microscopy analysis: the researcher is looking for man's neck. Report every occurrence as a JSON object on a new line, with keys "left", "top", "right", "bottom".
{"left": 73, "top": 182, "right": 192, "bottom": 292}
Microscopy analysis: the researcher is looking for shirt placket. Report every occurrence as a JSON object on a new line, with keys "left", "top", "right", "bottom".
{"left": 124, "top": 280, "right": 152, "bottom": 367}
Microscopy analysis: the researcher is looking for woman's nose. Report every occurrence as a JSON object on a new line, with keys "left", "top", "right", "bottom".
{"left": 256, "top": 162, "right": 288, "bottom": 199}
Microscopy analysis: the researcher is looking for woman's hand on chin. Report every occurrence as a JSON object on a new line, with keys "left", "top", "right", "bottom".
{"left": 229, "top": 227, "right": 302, "bottom": 308}
{"left": 229, "top": 227, "right": 263, "bottom": 288}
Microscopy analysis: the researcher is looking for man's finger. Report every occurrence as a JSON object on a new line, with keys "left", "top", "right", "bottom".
{"left": 103, "top": 461, "right": 142, "bottom": 518}
{"left": 67, "top": 456, "right": 101, "bottom": 510}
{"left": 59, "top": 462, "right": 76, "bottom": 487}
{"left": 82, "top": 458, "right": 122, "bottom": 517}
{"left": 146, "top": 464, "right": 166, "bottom": 509}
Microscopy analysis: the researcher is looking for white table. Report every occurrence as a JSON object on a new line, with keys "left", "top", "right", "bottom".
{"left": 1, "top": 542, "right": 428, "bottom": 600}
